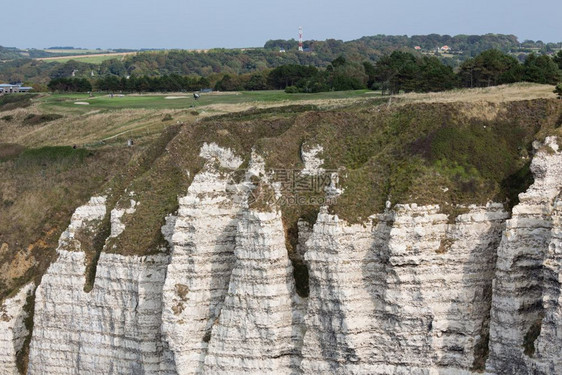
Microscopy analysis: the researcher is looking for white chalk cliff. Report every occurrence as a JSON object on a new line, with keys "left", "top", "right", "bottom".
{"left": 26, "top": 196, "right": 176, "bottom": 374}
{"left": 0, "top": 283, "right": 34, "bottom": 375}
{"left": 3, "top": 139, "right": 562, "bottom": 374}
{"left": 161, "top": 143, "right": 242, "bottom": 374}
{"left": 486, "top": 136, "right": 562, "bottom": 374}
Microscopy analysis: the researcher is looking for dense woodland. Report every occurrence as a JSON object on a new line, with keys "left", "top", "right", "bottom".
{"left": 1, "top": 34, "right": 561, "bottom": 94}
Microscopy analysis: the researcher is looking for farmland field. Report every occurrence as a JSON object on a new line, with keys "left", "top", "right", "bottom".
{"left": 35, "top": 52, "right": 137, "bottom": 64}
{"left": 43, "top": 49, "right": 108, "bottom": 54}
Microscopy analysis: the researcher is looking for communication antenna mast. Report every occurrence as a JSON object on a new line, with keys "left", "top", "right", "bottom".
{"left": 298, "top": 26, "right": 304, "bottom": 52}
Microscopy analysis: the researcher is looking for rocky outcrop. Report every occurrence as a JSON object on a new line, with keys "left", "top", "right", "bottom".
{"left": 203, "top": 209, "right": 306, "bottom": 374}
{"left": 531, "top": 196, "right": 562, "bottom": 373}
{"left": 27, "top": 196, "right": 175, "bottom": 375}
{"left": 300, "top": 144, "right": 324, "bottom": 176}
{"left": 162, "top": 144, "right": 307, "bottom": 374}
{"left": 486, "top": 137, "right": 562, "bottom": 374}
{"left": 0, "top": 283, "right": 34, "bottom": 375}
{"left": 29, "top": 251, "right": 174, "bottom": 375}
{"left": 301, "top": 203, "right": 508, "bottom": 374}
{"left": 161, "top": 144, "right": 242, "bottom": 374}
{"left": 109, "top": 196, "right": 138, "bottom": 238}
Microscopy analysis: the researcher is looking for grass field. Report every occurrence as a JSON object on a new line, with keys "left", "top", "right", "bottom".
{"left": 43, "top": 48, "right": 108, "bottom": 54}
{"left": 35, "top": 51, "right": 137, "bottom": 64}
{"left": 38, "top": 54, "right": 127, "bottom": 64}
{"left": 38, "top": 83, "right": 558, "bottom": 115}
{"left": 39, "top": 90, "right": 381, "bottom": 112}
{"left": 3, "top": 84, "right": 556, "bottom": 148}
{"left": 0, "top": 89, "right": 383, "bottom": 147}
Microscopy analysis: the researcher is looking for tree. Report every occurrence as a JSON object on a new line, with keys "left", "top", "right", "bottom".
{"left": 96, "top": 75, "right": 121, "bottom": 91}
{"left": 415, "top": 56, "right": 456, "bottom": 92}
{"left": 331, "top": 55, "right": 347, "bottom": 68}
{"left": 555, "top": 83, "right": 562, "bottom": 97}
{"left": 245, "top": 72, "right": 270, "bottom": 90}
{"left": 363, "top": 61, "right": 376, "bottom": 88}
{"left": 554, "top": 51, "right": 562, "bottom": 70}
{"left": 99, "top": 59, "right": 127, "bottom": 76}
{"left": 458, "top": 49, "right": 522, "bottom": 87}
{"left": 267, "top": 65, "right": 318, "bottom": 89}
{"left": 48, "top": 78, "right": 92, "bottom": 92}
{"left": 373, "top": 51, "right": 419, "bottom": 94}
{"left": 214, "top": 74, "right": 246, "bottom": 91}
{"left": 48, "top": 60, "right": 94, "bottom": 79}
{"left": 523, "top": 54, "right": 561, "bottom": 84}
{"left": 264, "top": 39, "right": 299, "bottom": 51}
{"left": 326, "top": 57, "right": 367, "bottom": 91}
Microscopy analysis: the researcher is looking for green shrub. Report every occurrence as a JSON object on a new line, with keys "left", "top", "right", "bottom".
{"left": 15, "top": 146, "right": 89, "bottom": 167}
{"left": 284, "top": 85, "right": 299, "bottom": 93}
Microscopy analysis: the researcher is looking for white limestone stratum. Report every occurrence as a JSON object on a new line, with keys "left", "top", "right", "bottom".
{"left": 2, "top": 139, "right": 561, "bottom": 374}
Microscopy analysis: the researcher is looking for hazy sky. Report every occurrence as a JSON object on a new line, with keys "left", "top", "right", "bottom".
{"left": 3, "top": 0, "right": 561, "bottom": 49}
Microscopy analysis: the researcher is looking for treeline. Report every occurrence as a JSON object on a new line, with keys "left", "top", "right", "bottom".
{"left": 265, "top": 33, "right": 562, "bottom": 56}
{"left": 0, "top": 46, "right": 23, "bottom": 61}
{"left": 2, "top": 34, "right": 561, "bottom": 85}
{"left": 46, "top": 49, "right": 562, "bottom": 95}
{"left": 370, "top": 49, "right": 561, "bottom": 94}
{"left": 94, "top": 74, "right": 210, "bottom": 92}
{"left": 218, "top": 49, "right": 562, "bottom": 94}
{"left": 80, "top": 34, "right": 560, "bottom": 78}
{"left": 458, "top": 50, "right": 561, "bottom": 88}
{"left": 49, "top": 72, "right": 261, "bottom": 92}
{"left": 47, "top": 78, "right": 92, "bottom": 92}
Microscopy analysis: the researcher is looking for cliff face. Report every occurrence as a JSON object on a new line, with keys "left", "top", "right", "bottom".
{"left": 26, "top": 196, "right": 176, "bottom": 374}
{"left": 486, "top": 136, "right": 562, "bottom": 374}
{"left": 3, "top": 134, "right": 562, "bottom": 374}
{"left": 301, "top": 203, "right": 507, "bottom": 374}
{"left": 203, "top": 209, "right": 306, "bottom": 374}
{"left": 161, "top": 144, "right": 242, "bottom": 374}
{"left": 0, "top": 283, "right": 33, "bottom": 375}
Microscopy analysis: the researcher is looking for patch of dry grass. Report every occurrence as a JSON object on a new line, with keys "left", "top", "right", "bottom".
{"left": 0, "top": 143, "right": 25, "bottom": 160}
{"left": 0, "top": 106, "right": 195, "bottom": 148}
{"left": 394, "top": 83, "right": 557, "bottom": 105}
{"left": 197, "top": 97, "right": 380, "bottom": 116}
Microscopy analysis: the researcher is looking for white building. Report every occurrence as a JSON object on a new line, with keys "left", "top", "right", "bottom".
{"left": 0, "top": 83, "right": 33, "bottom": 94}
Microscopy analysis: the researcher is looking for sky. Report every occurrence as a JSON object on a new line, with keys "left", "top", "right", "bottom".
{"left": 2, "top": 0, "right": 561, "bottom": 49}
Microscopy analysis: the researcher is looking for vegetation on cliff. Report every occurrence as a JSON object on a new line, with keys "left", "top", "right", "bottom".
{"left": 0, "top": 83, "right": 561, "bottom": 305}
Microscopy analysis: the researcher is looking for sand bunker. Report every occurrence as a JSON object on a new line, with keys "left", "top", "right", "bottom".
{"left": 164, "top": 96, "right": 188, "bottom": 99}
{"left": 74, "top": 102, "right": 90, "bottom": 105}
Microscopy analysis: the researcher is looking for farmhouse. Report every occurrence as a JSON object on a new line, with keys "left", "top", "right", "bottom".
{"left": 0, "top": 83, "right": 33, "bottom": 94}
